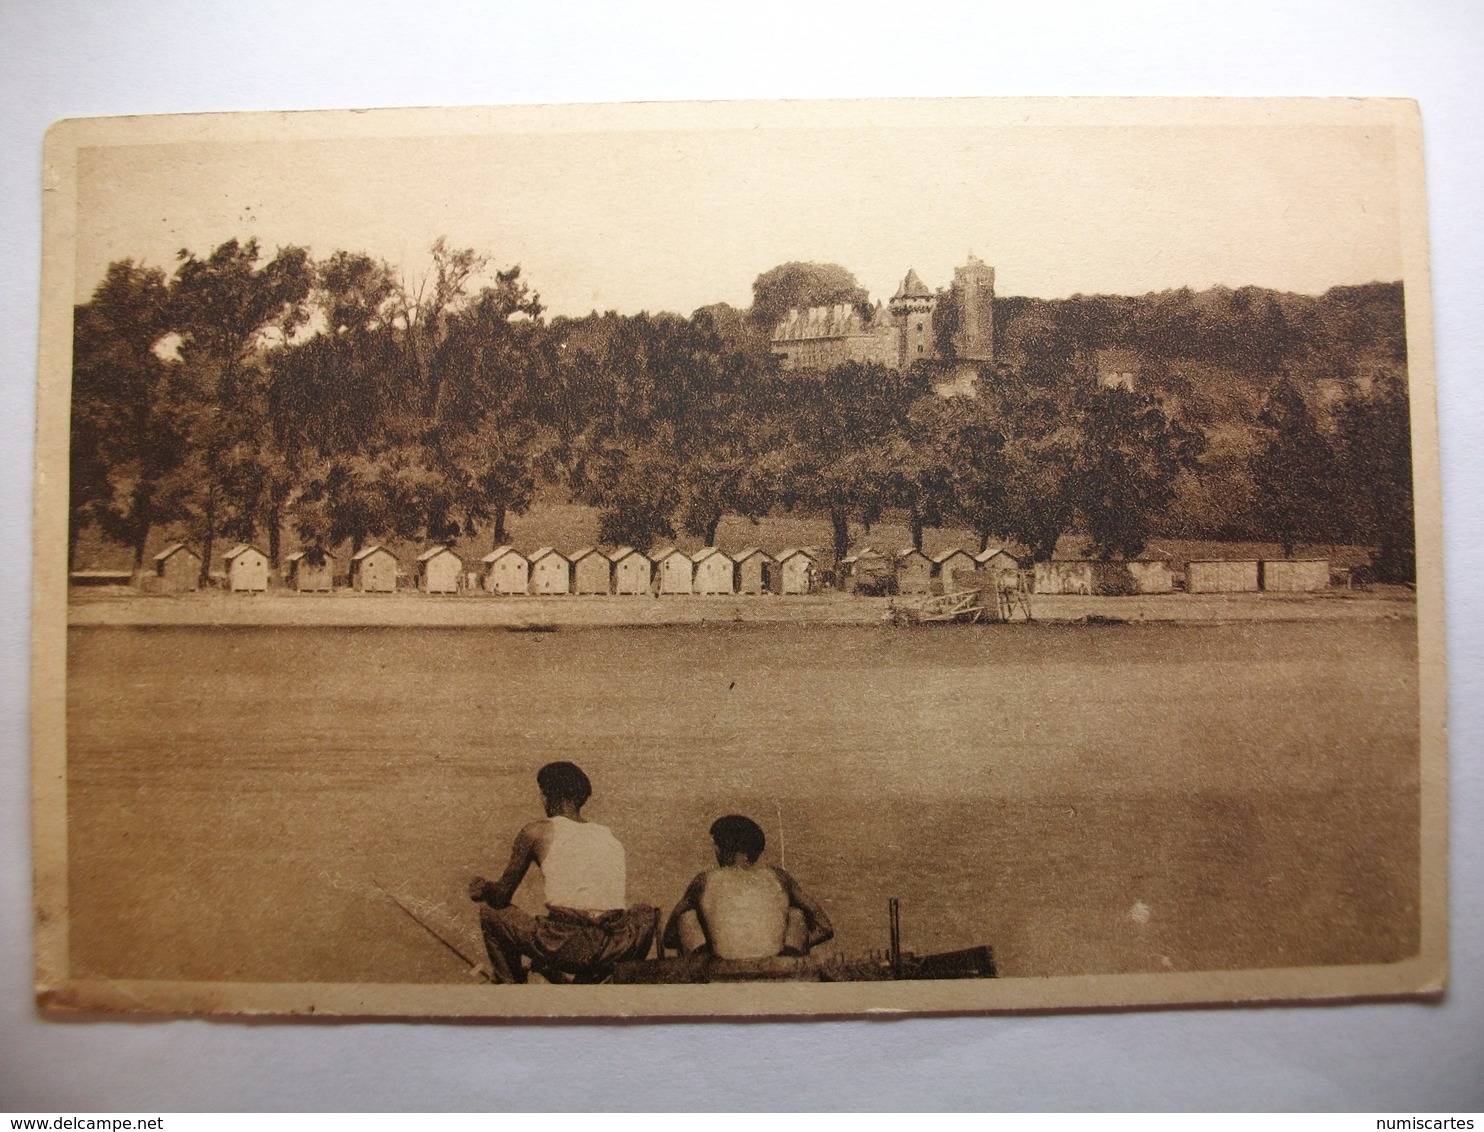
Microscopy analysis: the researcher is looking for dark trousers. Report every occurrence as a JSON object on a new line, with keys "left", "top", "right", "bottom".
{"left": 480, "top": 903, "right": 658, "bottom": 984}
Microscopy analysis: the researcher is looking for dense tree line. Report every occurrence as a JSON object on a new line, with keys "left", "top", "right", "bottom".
{"left": 70, "top": 243, "right": 1415, "bottom": 583}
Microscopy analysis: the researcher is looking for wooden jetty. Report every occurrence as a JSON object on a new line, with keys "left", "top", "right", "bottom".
{"left": 888, "top": 577, "right": 1032, "bottom": 625}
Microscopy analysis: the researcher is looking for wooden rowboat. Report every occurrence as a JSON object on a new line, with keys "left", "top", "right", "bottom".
{"left": 613, "top": 898, "right": 994, "bottom": 982}
{"left": 608, "top": 944, "right": 996, "bottom": 984}
{"left": 382, "top": 884, "right": 996, "bottom": 985}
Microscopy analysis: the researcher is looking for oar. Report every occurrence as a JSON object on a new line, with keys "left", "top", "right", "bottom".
{"left": 374, "top": 878, "right": 492, "bottom": 983}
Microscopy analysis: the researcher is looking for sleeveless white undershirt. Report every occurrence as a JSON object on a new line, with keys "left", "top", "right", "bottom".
{"left": 539, "top": 816, "right": 627, "bottom": 912}
{"left": 699, "top": 867, "right": 790, "bottom": 959}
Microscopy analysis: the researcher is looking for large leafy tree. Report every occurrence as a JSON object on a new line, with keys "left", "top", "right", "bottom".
{"left": 272, "top": 251, "right": 401, "bottom": 458}
{"left": 676, "top": 433, "right": 773, "bottom": 547}
{"left": 270, "top": 251, "right": 412, "bottom": 561}
{"left": 418, "top": 275, "right": 548, "bottom": 546}
{"left": 1249, "top": 374, "right": 1338, "bottom": 557}
{"left": 934, "top": 396, "right": 1013, "bottom": 554}
{"left": 889, "top": 396, "right": 962, "bottom": 552}
{"left": 70, "top": 261, "right": 179, "bottom": 572}
{"left": 292, "top": 455, "right": 424, "bottom": 560}
{"left": 168, "top": 238, "right": 314, "bottom": 577}
{"left": 980, "top": 356, "right": 1087, "bottom": 563}
{"left": 1333, "top": 371, "right": 1413, "bottom": 581}
{"left": 383, "top": 240, "right": 547, "bottom": 547}
{"left": 577, "top": 441, "right": 682, "bottom": 552}
{"left": 748, "top": 262, "right": 869, "bottom": 334}
{"left": 1072, "top": 388, "right": 1207, "bottom": 560}
{"left": 670, "top": 311, "right": 774, "bottom": 544}
{"left": 998, "top": 425, "right": 1082, "bottom": 564}
{"left": 771, "top": 362, "right": 928, "bottom": 564}
{"left": 565, "top": 307, "right": 775, "bottom": 547}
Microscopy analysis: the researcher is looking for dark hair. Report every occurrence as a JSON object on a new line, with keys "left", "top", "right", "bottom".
{"left": 710, "top": 814, "right": 766, "bottom": 863}
{"left": 537, "top": 761, "right": 592, "bottom": 806}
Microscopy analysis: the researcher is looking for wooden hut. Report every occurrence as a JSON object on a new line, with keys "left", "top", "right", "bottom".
{"left": 840, "top": 547, "right": 892, "bottom": 595}
{"left": 152, "top": 543, "right": 201, "bottom": 593}
{"left": 416, "top": 545, "right": 463, "bottom": 593}
{"left": 692, "top": 547, "right": 735, "bottom": 595}
{"left": 481, "top": 546, "right": 528, "bottom": 594}
{"left": 894, "top": 549, "right": 933, "bottom": 595}
{"left": 528, "top": 547, "right": 571, "bottom": 595}
{"left": 1260, "top": 559, "right": 1329, "bottom": 593}
{"left": 1126, "top": 559, "right": 1174, "bottom": 594}
{"left": 775, "top": 548, "right": 816, "bottom": 595}
{"left": 734, "top": 547, "right": 774, "bottom": 595}
{"left": 571, "top": 546, "right": 614, "bottom": 595}
{"left": 973, "top": 547, "right": 1020, "bottom": 586}
{"left": 1034, "top": 560, "right": 1095, "bottom": 595}
{"left": 610, "top": 547, "right": 653, "bottom": 595}
{"left": 285, "top": 548, "right": 334, "bottom": 592}
{"left": 350, "top": 545, "right": 399, "bottom": 593}
{"left": 932, "top": 547, "right": 978, "bottom": 592}
{"left": 1187, "top": 559, "right": 1259, "bottom": 593}
{"left": 223, "top": 544, "right": 269, "bottom": 593}
{"left": 654, "top": 547, "right": 694, "bottom": 595}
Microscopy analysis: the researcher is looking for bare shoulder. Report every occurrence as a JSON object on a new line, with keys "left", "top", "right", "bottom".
{"left": 772, "top": 866, "right": 821, "bottom": 903}
{"left": 518, "top": 818, "right": 552, "bottom": 855}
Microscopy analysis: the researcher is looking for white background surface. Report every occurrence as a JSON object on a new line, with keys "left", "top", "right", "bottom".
{"left": 1, "top": 0, "right": 1480, "bottom": 1112}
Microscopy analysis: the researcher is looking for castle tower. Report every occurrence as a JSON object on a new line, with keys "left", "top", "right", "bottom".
{"left": 889, "top": 268, "right": 936, "bottom": 369}
{"left": 951, "top": 254, "right": 996, "bottom": 363}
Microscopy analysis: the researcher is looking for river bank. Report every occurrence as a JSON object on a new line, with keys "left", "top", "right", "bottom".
{"left": 66, "top": 585, "right": 1417, "bottom": 628}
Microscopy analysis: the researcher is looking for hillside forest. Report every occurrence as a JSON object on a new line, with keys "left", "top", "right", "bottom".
{"left": 69, "top": 239, "right": 1416, "bottom": 583}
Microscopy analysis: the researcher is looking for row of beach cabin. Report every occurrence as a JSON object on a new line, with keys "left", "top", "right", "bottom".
{"left": 1029, "top": 557, "right": 1330, "bottom": 594}
{"left": 150, "top": 542, "right": 820, "bottom": 595}
{"left": 146, "top": 541, "right": 1332, "bottom": 596}
{"left": 833, "top": 548, "right": 1327, "bottom": 595}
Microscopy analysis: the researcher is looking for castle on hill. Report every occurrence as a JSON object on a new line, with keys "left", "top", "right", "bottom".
{"left": 769, "top": 255, "right": 996, "bottom": 375}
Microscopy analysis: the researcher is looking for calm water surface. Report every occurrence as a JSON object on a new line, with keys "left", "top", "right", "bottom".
{"left": 67, "top": 620, "right": 1421, "bottom": 983}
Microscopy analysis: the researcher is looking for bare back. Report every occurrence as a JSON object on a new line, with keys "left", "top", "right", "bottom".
{"left": 697, "top": 864, "right": 790, "bottom": 959}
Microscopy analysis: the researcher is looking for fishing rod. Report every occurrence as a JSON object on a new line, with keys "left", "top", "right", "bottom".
{"left": 373, "top": 878, "right": 492, "bottom": 983}
{"left": 775, "top": 799, "right": 787, "bottom": 870}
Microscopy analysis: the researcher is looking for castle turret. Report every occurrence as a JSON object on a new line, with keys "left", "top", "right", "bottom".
{"left": 889, "top": 268, "right": 936, "bottom": 369}
{"left": 951, "top": 254, "right": 995, "bottom": 363}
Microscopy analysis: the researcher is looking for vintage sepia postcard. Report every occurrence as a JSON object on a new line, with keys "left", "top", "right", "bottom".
{"left": 32, "top": 98, "right": 1445, "bottom": 1019}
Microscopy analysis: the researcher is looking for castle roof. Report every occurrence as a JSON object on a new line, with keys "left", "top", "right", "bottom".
{"left": 772, "top": 302, "right": 866, "bottom": 343}
{"left": 893, "top": 269, "right": 932, "bottom": 300}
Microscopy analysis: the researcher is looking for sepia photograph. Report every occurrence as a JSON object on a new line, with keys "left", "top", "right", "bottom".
{"left": 31, "top": 96, "right": 1445, "bottom": 1018}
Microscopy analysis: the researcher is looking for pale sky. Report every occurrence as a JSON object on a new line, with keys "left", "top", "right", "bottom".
{"left": 73, "top": 110, "right": 1404, "bottom": 315}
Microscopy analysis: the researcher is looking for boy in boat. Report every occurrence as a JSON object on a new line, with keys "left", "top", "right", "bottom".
{"left": 662, "top": 814, "right": 834, "bottom": 960}
{"left": 469, "top": 761, "right": 656, "bottom": 983}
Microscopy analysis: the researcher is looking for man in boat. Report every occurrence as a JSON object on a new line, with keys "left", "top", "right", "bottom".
{"left": 469, "top": 761, "right": 656, "bottom": 983}
{"left": 662, "top": 814, "right": 834, "bottom": 960}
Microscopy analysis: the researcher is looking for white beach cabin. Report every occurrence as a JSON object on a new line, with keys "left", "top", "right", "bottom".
{"left": 691, "top": 547, "right": 735, "bottom": 595}
{"left": 610, "top": 547, "right": 653, "bottom": 595}
{"left": 481, "top": 546, "right": 529, "bottom": 594}
{"left": 528, "top": 547, "right": 571, "bottom": 595}
{"left": 654, "top": 548, "right": 694, "bottom": 595}
{"left": 223, "top": 544, "right": 270, "bottom": 593}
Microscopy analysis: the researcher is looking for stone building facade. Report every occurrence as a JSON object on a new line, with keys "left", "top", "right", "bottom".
{"left": 770, "top": 258, "right": 995, "bottom": 375}
{"left": 951, "top": 254, "right": 995, "bottom": 363}
{"left": 768, "top": 302, "right": 899, "bottom": 371}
